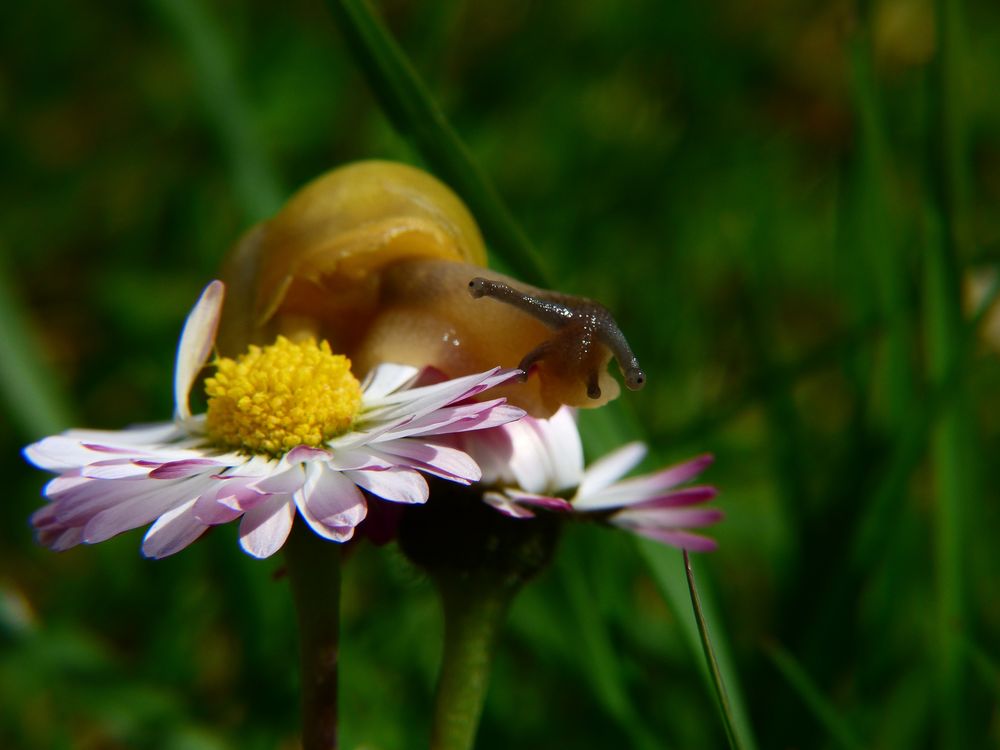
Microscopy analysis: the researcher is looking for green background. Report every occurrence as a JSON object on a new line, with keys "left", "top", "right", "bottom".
{"left": 2, "top": 0, "right": 998, "bottom": 747}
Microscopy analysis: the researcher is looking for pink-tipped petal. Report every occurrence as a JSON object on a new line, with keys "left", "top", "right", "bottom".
{"left": 505, "top": 490, "right": 574, "bottom": 512}
{"left": 597, "top": 454, "right": 714, "bottom": 502}
{"left": 322, "top": 449, "right": 396, "bottom": 472}
{"left": 252, "top": 465, "right": 306, "bottom": 494}
{"left": 575, "top": 442, "right": 647, "bottom": 503}
{"left": 149, "top": 458, "right": 225, "bottom": 480}
{"left": 483, "top": 491, "right": 537, "bottom": 518}
{"left": 50, "top": 477, "right": 173, "bottom": 525}
{"left": 374, "top": 440, "right": 482, "bottom": 484}
{"left": 174, "top": 280, "right": 224, "bottom": 423}
{"left": 192, "top": 481, "right": 251, "bottom": 524}
{"left": 457, "top": 425, "right": 515, "bottom": 486}
{"left": 82, "top": 476, "right": 215, "bottom": 544}
{"left": 82, "top": 460, "right": 155, "bottom": 480}
{"left": 142, "top": 498, "right": 210, "bottom": 558}
{"left": 47, "top": 527, "right": 85, "bottom": 551}
{"left": 348, "top": 468, "right": 428, "bottom": 504}
{"left": 615, "top": 507, "right": 725, "bottom": 530}
{"left": 295, "top": 464, "right": 367, "bottom": 540}
{"left": 362, "top": 367, "right": 521, "bottom": 424}
{"left": 26, "top": 435, "right": 143, "bottom": 472}
{"left": 621, "top": 486, "right": 719, "bottom": 511}
{"left": 382, "top": 399, "right": 525, "bottom": 441}
{"left": 625, "top": 526, "right": 719, "bottom": 552}
{"left": 239, "top": 495, "right": 295, "bottom": 558}
{"left": 285, "top": 445, "right": 332, "bottom": 464}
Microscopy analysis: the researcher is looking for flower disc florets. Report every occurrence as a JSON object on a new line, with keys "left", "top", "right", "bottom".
{"left": 205, "top": 336, "right": 362, "bottom": 456}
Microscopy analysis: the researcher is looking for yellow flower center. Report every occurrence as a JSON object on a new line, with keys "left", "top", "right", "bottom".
{"left": 204, "top": 336, "right": 362, "bottom": 456}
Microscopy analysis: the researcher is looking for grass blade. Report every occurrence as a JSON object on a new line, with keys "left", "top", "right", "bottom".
{"left": 764, "top": 642, "right": 865, "bottom": 750}
{"left": 323, "top": 0, "right": 549, "bottom": 285}
{"left": 150, "top": 0, "right": 284, "bottom": 222}
{"left": 556, "top": 544, "right": 662, "bottom": 750}
{"left": 924, "top": 0, "right": 976, "bottom": 745}
{"left": 0, "top": 253, "right": 72, "bottom": 438}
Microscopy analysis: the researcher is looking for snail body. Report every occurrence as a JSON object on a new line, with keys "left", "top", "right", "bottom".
{"left": 218, "top": 160, "right": 643, "bottom": 417}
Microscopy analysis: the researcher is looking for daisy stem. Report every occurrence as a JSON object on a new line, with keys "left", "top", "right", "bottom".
{"left": 431, "top": 573, "right": 515, "bottom": 750}
{"left": 285, "top": 523, "right": 343, "bottom": 750}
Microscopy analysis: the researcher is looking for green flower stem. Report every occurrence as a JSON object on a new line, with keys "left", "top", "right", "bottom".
{"left": 398, "top": 486, "right": 559, "bottom": 750}
{"left": 284, "top": 523, "right": 343, "bottom": 750}
{"left": 431, "top": 573, "right": 515, "bottom": 750}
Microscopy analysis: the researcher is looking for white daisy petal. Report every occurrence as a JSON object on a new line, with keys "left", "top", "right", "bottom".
{"left": 599, "top": 455, "right": 715, "bottom": 501}
{"left": 174, "top": 280, "right": 224, "bottom": 423}
{"left": 347, "top": 468, "right": 428, "bottom": 504}
{"left": 24, "top": 429, "right": 179, "bottom": 472}
{"left": 82, "top": 480, "right": 205, "bottom": 544}
{"left": 51, "top": 477, "right": 179, "bottom": 525}
{"left": 65, "top": 423, "right": 185, "bottom": 447}
{"left": 505, "top": 489, "right": 574, "bottom": 512}
{"left": 361, "top": 367, "right": 519, "bottom": 423}
{"left": 620, "top": 526, "right": 719, "bottom": 552}
{"left": 81, "top": 460, "right": 155, "bottom": 480}
{"left": 381, "top": 400, "right": 525, "bottom": 441}
{"left": 501, "top": 419, "right": 556, "bottom": 494}
{"left": 374, "top": 440, "right": 482, "bottom": 484}
{"left": 239, "top": 495, "right": 296, "bottom": 558}
{"left": 484, "top": 491, "right": 537, "bottom": 519}
{"left": 295, "top": 464, "right": 367, "bottom": 540}
{"left": 253, "top": 464, "right": 307, "bottom": 494}
{"left": 535, "top": 408, "right": 584, "bottom": 491}
{"left": 614, "top": 507, "right": 725, "bottom": 530}
{"left": 574, "top": 442, "right": 648, "bottom": 505}
{"left": 192, "top": 480, "right": 255, "bottom": 523}
{"left": 142, "top": 498, "right": 211, "bottom": 559}
{"left": 360, "top": 363, "right": 419, "bottom": 399}
{"left": 323, "top": 449, "right": 396, "bottom": 472}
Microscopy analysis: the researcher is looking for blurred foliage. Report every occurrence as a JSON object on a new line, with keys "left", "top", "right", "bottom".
{"left": 3, "top": 0, "right": 1000, "bottom": 748}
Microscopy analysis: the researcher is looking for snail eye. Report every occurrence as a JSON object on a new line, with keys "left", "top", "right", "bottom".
{"left": 625, "top": 367, "right": 646, "bottom": 391}
{"left": 468, "top": 277, "right": 490, "bottom": 298}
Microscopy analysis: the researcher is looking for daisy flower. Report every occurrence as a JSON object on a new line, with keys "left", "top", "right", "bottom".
{"left": 24, "top": 281, "right": 525, "bottom": 559}
{"left": 463, "top": 407, "right": 722, "bottom": 551}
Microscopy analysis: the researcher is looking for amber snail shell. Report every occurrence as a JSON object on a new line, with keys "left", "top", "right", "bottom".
{"left": 217, "top": 160, "right": 633, "bottom": 418}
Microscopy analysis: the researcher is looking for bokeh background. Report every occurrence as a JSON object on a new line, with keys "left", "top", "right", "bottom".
{"left": 3, "top": 0, "right": 999, "bottom": 748}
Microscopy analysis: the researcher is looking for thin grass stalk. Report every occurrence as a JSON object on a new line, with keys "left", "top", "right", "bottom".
{"left": 683, "top": 552, "right": 743, "bottom": 750}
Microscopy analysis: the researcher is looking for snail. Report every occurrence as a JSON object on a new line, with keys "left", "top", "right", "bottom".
{"left": 217, "top": 160, "right": 644, "bottom": 418}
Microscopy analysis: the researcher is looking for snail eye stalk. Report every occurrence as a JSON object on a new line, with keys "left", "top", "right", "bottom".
{"left": 467, "top": 276, "right": 645, "bottom": 398}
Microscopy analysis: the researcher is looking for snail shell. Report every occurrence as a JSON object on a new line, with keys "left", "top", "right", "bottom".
{"left": 218, "top": 160, "right": 632, "bottom": 417}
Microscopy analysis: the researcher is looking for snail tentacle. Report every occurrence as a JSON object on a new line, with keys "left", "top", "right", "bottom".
{"left": 517, "top": 339, "right": 556, "bottom": 381}
{"left": 468, "top": 276, "right": 646, "bottom": 394}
